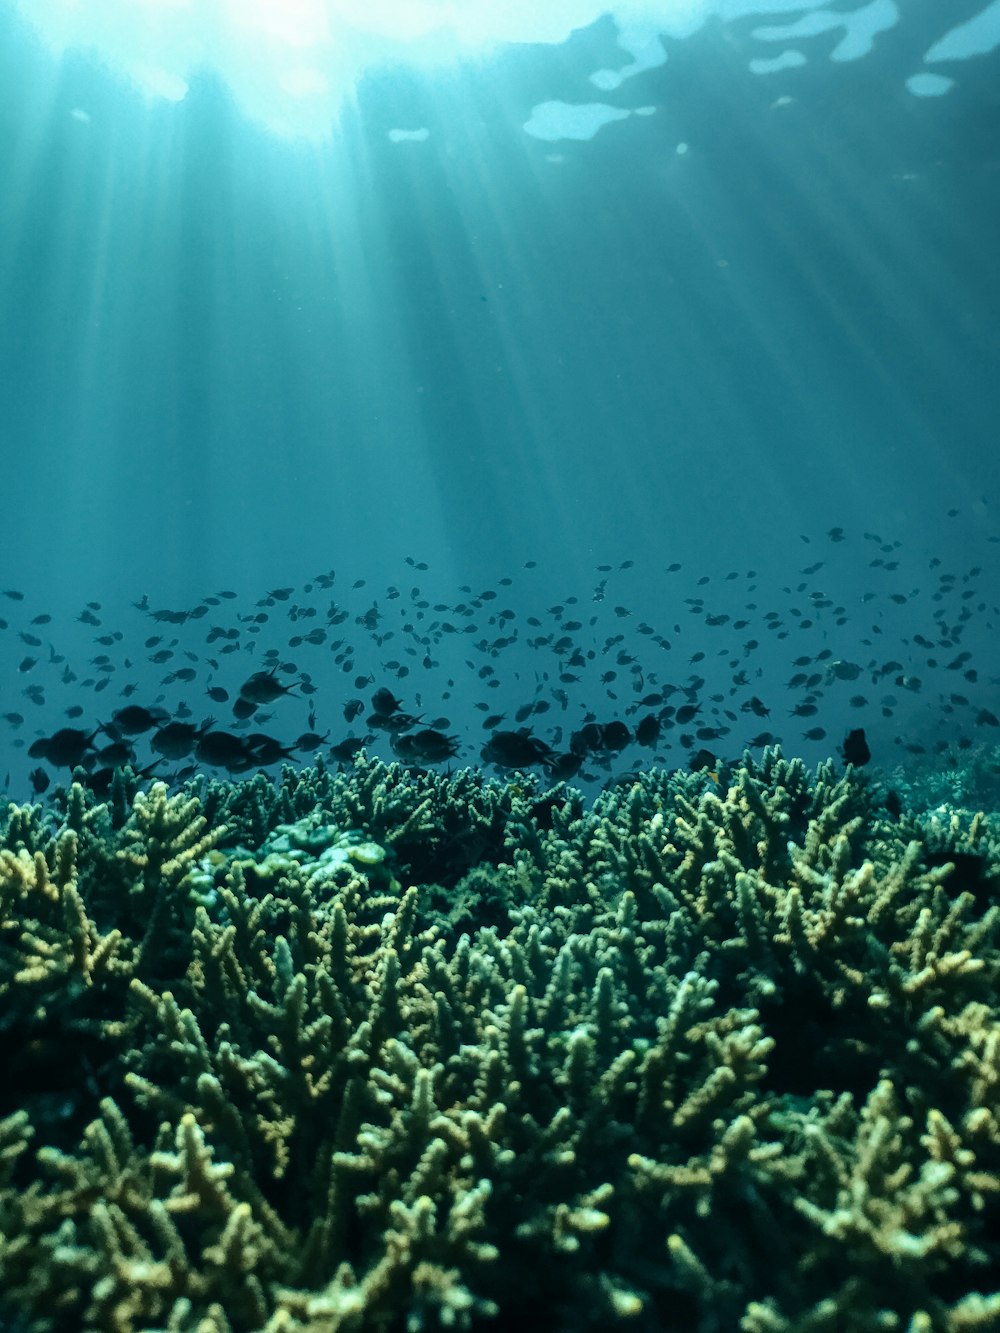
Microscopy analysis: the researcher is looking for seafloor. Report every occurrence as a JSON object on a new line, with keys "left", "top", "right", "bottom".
{"left": 1, "top": 747, "right": 999, "bottom": 1332}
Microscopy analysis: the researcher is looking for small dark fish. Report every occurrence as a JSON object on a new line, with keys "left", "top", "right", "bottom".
{"left": 29, "top": 727, "right": 100, "bottom": 767}
{"left": 371, "top": 687, "right": 402, "bottom": 716}
{"left": 294, "top": 731, "right": 330, "bottom": 753}
{"left": 329, "top": 736, "right": 367, "bottom": 762}
{"left": 153, "top": 720, "right": 211, "bottom": 759}
{"left": 841, "top": 728, "right": 871, "bottom": 767}
{"left": 392, "top": 728, "right": 460, "bottom": 763}
{"left": 246, "top": 733, "right": 299, "bottom": 765}
{"left": 481, "top": 729, "right": 555, "bottom": 770}
{"left": 239, "top": 668, "right": 299, "bottom": 704}
{"left": 570, "top": 723, "right": 605, "bottom": 755}
{"left": 195, "top": 730, "right": 256, "bottom": 771}
{"left": 548, "top": 752, "right": 583, "bottom": 780}
{"left": 689, "top": 749, "right": 716, "bottom": 773}
{"left": 343, "top": 699, "right": 365, "bottom": 723}
{"left": 791, "top": 702, "right": 818, "bottom": 717}
{"left": 829, "top": 660, "right": 861, "bottom": 681}
{"left": 635, "top": 715, "right": 661, "bottom": 747}
{"left": 600, "top": 721, "right": 631, "bottom": 751}
{"left": 95, "top": 740, "right": 136, "bottom": 766}
{"left": 367, "top": 711, "right": 421, "bottom": 734}
{"left": 746, "top": 732, "right": 775, "bottom": 747}
{"left": 111, "top": 704, "right": 168, "bottom": 734}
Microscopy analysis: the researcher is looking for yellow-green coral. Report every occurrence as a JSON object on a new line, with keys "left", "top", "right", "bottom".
{"left": 0, "top": 751, "right": 998, "bottom": 1331}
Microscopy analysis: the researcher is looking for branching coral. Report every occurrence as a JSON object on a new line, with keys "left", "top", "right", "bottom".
{"left": 0, "top": 751, "right": 998, "bottom": 1331}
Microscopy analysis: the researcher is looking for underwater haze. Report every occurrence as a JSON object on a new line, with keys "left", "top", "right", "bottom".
{"left": 1, "top": 0, "right": 1000, "bottom": 798}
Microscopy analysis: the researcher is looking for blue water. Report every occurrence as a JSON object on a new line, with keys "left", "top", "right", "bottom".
{"left": 1, "top": 0, "right": 998, "bottom": 800}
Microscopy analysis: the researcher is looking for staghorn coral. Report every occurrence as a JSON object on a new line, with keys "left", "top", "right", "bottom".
{"left": 0, "top": 807, "right": 134, "bottom": 1148}
{"left": 0, "top": 750, "right": 998, "bottom": 1331}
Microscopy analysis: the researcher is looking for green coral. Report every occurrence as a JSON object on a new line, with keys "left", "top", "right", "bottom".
{"left": 0, "top": 750, "right": 999, "bottom": 1331}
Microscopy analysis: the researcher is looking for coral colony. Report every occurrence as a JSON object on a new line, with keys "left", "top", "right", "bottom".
{"left": 1, "top": 746, "right": 1000, "bottom": 1329}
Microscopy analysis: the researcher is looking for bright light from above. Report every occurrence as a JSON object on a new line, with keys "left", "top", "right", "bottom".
{"left": 14, "top": 0, "right": 1000, "bottom": 139}
{"left": 10, "top": 0, "right": 746, "bottom": 139}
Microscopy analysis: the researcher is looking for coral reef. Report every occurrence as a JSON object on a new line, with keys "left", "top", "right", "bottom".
{"left": 1, "top": 749, "right": 999, "bottom": 1331}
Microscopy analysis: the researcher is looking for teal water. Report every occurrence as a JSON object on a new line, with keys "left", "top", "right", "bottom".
{"left": 1, "top": 0, "right": 998, "bottom": 800}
